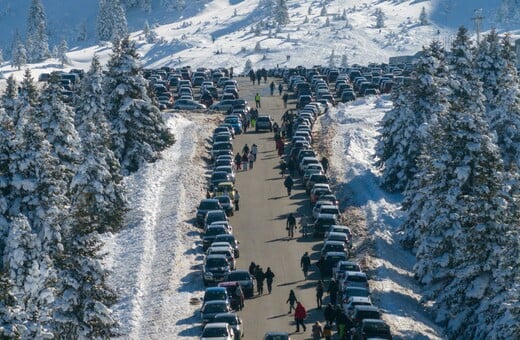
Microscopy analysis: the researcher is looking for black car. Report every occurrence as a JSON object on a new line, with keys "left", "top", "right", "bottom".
{"left": 255, "top": 116, "right": 273, "bottom": 132}
{"left": 203, "top": 224, "right": 231, "bottom": 251}
{"left": 210, "top": 171, "right": 232, "bottom": 190}
{"left": 203, "top": 254, "right": 231, "bottom": 286}
{"left": 352, "top": 318, "right": 392, "bottom": 340}
{"left": 196, "top": 199, "right": 222, "bottom": 226}
{"left": 224, "top": 270, "right": 255, "bottom": 298}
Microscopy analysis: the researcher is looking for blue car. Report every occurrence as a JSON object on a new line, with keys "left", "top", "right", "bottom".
{"left": 224, "top": 115, "right": 243, "bottom": 134}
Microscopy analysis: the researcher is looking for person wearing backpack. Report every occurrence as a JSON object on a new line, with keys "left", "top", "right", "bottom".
{"left": 264, "top": 267, "right": 275, "bottom": 294}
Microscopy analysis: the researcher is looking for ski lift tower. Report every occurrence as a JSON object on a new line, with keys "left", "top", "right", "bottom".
{"left": 472, "top": 9, "right": 484, "bottom": 44}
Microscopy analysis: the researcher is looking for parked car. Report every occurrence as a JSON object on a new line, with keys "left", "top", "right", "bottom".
{"left": 342, "top": 286, "right": 371, "bottom": 300}
{"left": 351, "top": 318, "right": 392, "bottom": 340}
{"left": 211, "top": 142, "right": 233, "bottom": 160}
{"left": 216, "top": 282, "right": 241, "bottom": 311}
{"left": 210, "top": 171, "right": 233, "bottom": 190}
{"left": 223, "top": 115, "right": 243, "bottom": 134}
{"left": 210, "top": 100, "right": 236, "bottom": 111}
{"left": 173, "top": 99, "right": 206, "bottom": 110}
{"left": 203, "top": 254, "right": 231, "bottom": 286}
{"left": 352, "top": 305, "right": 382, "bottom": 328}
{"left": 320, "top": 251, "right": 348, "bottom": 277}
{"left": 214, "top": 234, "right": 240, "bottom": 258}
{"left": 196, "top": 199, "right": 223, "bottom": 226}
{"left": 202, "top": 287, "right": 230, "bottom": 308}
{"left": 333, "top": 260, "right": 361, "bottom": 280}
{"left": 210, "top": 313, "right": 244, "bottom": 340}
{"left": 343, "top": 296, "right": 372, "bottom": 318}
{"left": 306, "top": 174, "right": 329, "bottom": 193}
{"left": 203, "top": 224, "right": 231, "bottom": 251}
{"left": 214, "top": 166, "right": 236, "bottom": 184}
{"left": 200, "top": 321, "right": 234, "bottom": 339}
{"left": 255, "top": 116, "right": 273, "bottom": 132}
{"left": 324, "top": 231, "right": 351, "bottom": 249}
{"left": 312, "top": 204, "right": 340, "bottom": 220}
{"left": 320, "top": 240, "right": 349, "bottom": 259}
{"left": 311, "top": 214, "right": 338, "bottom": 238}
{"left": 339, "top": 271, "right": 369, "bottom": 291}
{"left": 214, "top": 195, "right": 234, "bottom": 216}
{"left": 263, "top": 332, "right": 290, "bottom": 340}
{"left": 207, "top": 246, "right": 236, "bottom": 270}
{"left": 224, "top": 270, "right": 255, "bottom": 298}
{"left": 204, "top": 210, "right": 229, "bottom": 231}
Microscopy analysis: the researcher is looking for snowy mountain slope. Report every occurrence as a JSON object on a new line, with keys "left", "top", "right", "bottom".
{"left": 1, "top": 0, "right": 515, "bottom": 84}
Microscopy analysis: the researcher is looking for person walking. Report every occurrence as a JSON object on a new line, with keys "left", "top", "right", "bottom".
{"left": 279, "top": 160, "right": 287, "bottom": 177}
{"left": 327, "top": 279, "right": 339, "bottom": 305}
{"left": 335, "top": 306, "right": 347, "bottom": 339}
{"left": 251, "top": 143, "right": 258, "bottom": 161}
{"left": 248, "top": 152, "right": 254, "bottom": 169}
{"left": 311, "top": 321, "right": 324, "bottom": 340}
{"left": 234, "top": 153, "right": 242, "bottom": 171}
{"left": 235, "top": 282, "right": 244, "bottom": 311}
{"left": 269, "top": 81, "right": 275, "bottom": 95}
{"left": 300, "top": 252, "right": 311, "bottom": 280}
{"left": 264, "top": 267, "right": 275, "bottom": 294}
{"left": 286, "top": 213, "right": 296, "bottom": 239}
{"left": 255, "top": 92, "right": 261, "bottom": 108}
{"left": 242, "top": 152, "right": 249, "bottom": 171}
{"left": 234, "top": 190, "right": 240, "bottom": 211}
{"left": 249, "top": 262, "right": 256, "bottom": 276}
{"left": 294, "top": 302, "right": 307, "bottom": 333}
{"left": 321, "top": 156, "right": 329, "bottom": 174}
{"left": 242, "top": 144, "right": 250, "bottom": 155}
{"left": 282, "top": 92, "right": 288, "bottom": 108}
{"left": 255, "top": 266, "right": 265, "bottom": 295}
{"left": 278, "top": 83, "right": 283, "bottom": 95}
{"left": 316, "top": 280, "right": 324, "bottom": 309}
{"left": 323, "top": 322, "right": 333, "bottom": 340}
{"left": 284, "top": 175, "right": 294, "bottom": 196}
{"left": 286, "top": 290, "right": 297, "bottom": 313}
{"left": 324, "top": 303, "right": 336, "bottom": 326}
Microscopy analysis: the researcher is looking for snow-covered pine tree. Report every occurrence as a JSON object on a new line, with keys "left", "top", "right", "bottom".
{"left": 25, "top": 0, "right": 50, "bottom": 63}
{"left": 12, "top": 40, "right": 27, "bottom": 70}
{"left": 398, "top": 40, "right": 449, "bottom": 246}
{"left": 2, "top": 75, "right": 18, "bottom": 120}
{"left": 412, "top": 27, "right": 517, "bottom": 338}
{"left": 274, "top": 0, "right": 289, "bottom": 26}
{"left": 244, "top": 59, "right": 252, "bottom": 73}
{"left": 143, "top": 20, "right": 158, "bottom": 43}
{"left": 74, "top": 56, "right": 126, "bottom": 233}
{"left": 419, "top": 6, "right": 428, "bottom": 25}
{"left": 58, "top": 40, "right": 70, "bottom": 67}
{"left": 475, "top": 29, "right": 502, "bottom": 112}
{"left": 77, "top": 21, "right": 87, "bottom": 42}
{"left": 483, "top": 34, "right": 520, "bottom": 172}
{"left": 0, "top": 49, "right": 3, "bottom": 63}
{"left": 104, "top": 37, "right": 175, "bottom": 174}
{"left": 373, "top": 8, "right": 385, "bottom": 28}
{"left": 39, "top": 72, "right": 81, "bottom": 175}
{"left": 97, "top": 0, "right": 128, "bottom": 42}
{"left": 2, "top": 215, "right": 54, "bottom": 339}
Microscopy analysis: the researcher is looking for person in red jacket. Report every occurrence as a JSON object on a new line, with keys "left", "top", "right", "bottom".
{"left": 294, "top": 301, "right": 307, "bottom": 333}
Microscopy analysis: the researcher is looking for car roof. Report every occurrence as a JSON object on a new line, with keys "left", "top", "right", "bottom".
{"left": 205, "top": 286, "right": 227, "bottom": 292}
{"left": 323, "top": 240, "right": 345, "bottom": 246}
{"left": 347, "top": 296, "right": 371, "bottom": 303}
{"left": 206, "top": 254, "right": 228, "bottom": 260}
{"left": 324, "top": 251, "right": 347, "bottom": 258}
{"left": 354, "top": 305, "right": 380, "bottom": 312}
{"left": 206, "top": 210, "right": 226, "bottom": 215}
{"left": 320, "top": 205, "right": 339, "bottom": 209}
{"left": 345, "top": 271, "right": 367, "bottom": 278}
{"left": 204, "top": 322, "right": 230, "bottom": 328}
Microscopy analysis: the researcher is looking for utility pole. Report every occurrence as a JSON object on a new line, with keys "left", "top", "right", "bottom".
{"left": 472, "top": 8, "right": 484, "bottom": 44}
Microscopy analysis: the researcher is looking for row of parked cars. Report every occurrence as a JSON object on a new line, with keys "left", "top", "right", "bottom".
{"left": 282, "top": 81, "right": 393, "bottom": 339}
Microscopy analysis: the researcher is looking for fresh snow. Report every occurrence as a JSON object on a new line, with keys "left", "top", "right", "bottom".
{"left": 1, "top": 0, "right": 519, "bottom": 338}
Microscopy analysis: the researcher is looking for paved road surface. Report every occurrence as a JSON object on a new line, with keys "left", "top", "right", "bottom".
{"left": 229, "top": 77, "right": 326, "bottom": 339}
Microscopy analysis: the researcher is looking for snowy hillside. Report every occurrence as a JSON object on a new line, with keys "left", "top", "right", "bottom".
{"left": 1, "top": 0, "right": 518, "bottom": 82}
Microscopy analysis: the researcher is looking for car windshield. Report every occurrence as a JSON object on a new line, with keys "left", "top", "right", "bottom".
{"left": 346, "top": 288, "right": 369, "bottom": 297}
{"left": 206, "top": 258, "right": 228, "bottom": 267}
{"left": 325, "top": 244, "right": 344, "bottom": 252}
{"left": 227, "top": 272, "right": 250, "bottom": 281}
{"left": 322, "top": 208, "right": 339, "bottom": 215}
{"left": 348, "top": 276, "right": 367, "bottom": 283}
{"left": 216, "top": 236, "right": 236, "bottom": 246}
{"left": 205, "top": 291, "right": 227, "bottom": 301}
{"left": 225, "top": 117, "right": 239, "bottom": 123}
{"left": 199, "top": 201, "right": 220, "bottom": 209}
{"left": 205, "top": 303, "right": 228, "bottom": 313}
{"left": 214, "top": 315, "right": 238, "bottom": 325}
{"left": 202, "top": 327, "right": 228, "bottom": 337}
{"left": 216, "top": 197, "right": 231, "bottom": 205}
{"left": 212, "top": 172, "right": 228, "bottom": 180}
{"left": 206, "top": 227, "right": 227, "bottom": 236}
{"left": 340, "top": 264, "right": 359, "bottom": 271}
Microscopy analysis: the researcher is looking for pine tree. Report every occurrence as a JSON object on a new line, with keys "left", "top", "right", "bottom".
{"left": 104, "top": 37, "right": 175, "bottom": 174}
{"left": 12, "top": 41, "right": 27, "bottom": 70}
{"left": 25, "top": 0, "right": 50, "bottom": 63}
{"left": 254, "top": 41, "right": 262, "bottom": 52}
{"left": 2, "top": 75, "right": 18, "bottom": 120}
{"left": 475, "top": 29, "right": 502, "bottom": 111}
{"left": 58, "top": 40, "right": 70, "bottom": 67}
{"left": 97, "top": 0, "right": 128, "bottom": 42}
{"left": 274, "top": 0, "right": 289, "bottom": 26}
{"left": 479, "top": 32, "right": 520, "bottom": 173}
{"left": 77, "top": 21, "right": 88, "bottom": 41}
{"left": 143, "top": 20, "right": 158, "bottom": 43}
{"left": 328, "top": 49, "right": 335, "bottom": 67}
{"left": 419, "top": 6, "right": 428, "bottom": 25}
{"left": 340, "top": 54, "right": 348, "bottom": 67}
{"left": 373, "top": 8, "right": 386, "bottom": 28}
{"left": 410, "top": 27, "right": 519, "bottom": 337}
{"left": 38, "top": 72, "right": 81, "bottom": 184}
{"left": 244, "top": 59, "right": 252, "bottom": 73}
{"left": 2, "top": 215, "right": 54, "bottom": 339}
{"left": 74, "top": 56, "right": 126, "bottom": 233}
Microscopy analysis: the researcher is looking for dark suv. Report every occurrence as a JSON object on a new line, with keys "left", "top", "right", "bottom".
{"left": 255, "top": 116, "right": 273, "bottom": 132}
{"left": 196, "top": 199, "right": 222, "bottom": 226}
{"left": 203, "top": 254, "right": 231, "bottom": 286}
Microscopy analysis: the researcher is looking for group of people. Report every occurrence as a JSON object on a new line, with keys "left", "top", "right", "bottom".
{"left": 248, "top": 68, "right": 268, "bottom": 85}
{"left": 234, "top": 143, "right": 258, "bottom": 171}
{"left": 269, "top": 81, "right": 284, "bottom": 96}
{"left": 248, "top": 262, "right": 275, "bottom": 295}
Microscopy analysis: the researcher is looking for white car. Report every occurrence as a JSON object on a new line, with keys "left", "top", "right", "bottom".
{"left": 312, "top": 203, "right": 340, "bottom": 219}
{"left": 200, "top": 322, "right": 234, "bottom": 339}
{"left": 343, "top": 296, "right": 372, "bottom": 317}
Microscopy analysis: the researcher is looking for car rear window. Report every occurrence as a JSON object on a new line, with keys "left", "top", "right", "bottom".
{"left": 206, "top": 258, "right": 228, "bottom": 267}
{"left": 227, "top": 272, "right": 249, "bottom": 281}
{"left": 348, "top": 276, "right": 367, "bottom": 283}
{"left": 200, "top": 201, "right": 220, "bottom": 209}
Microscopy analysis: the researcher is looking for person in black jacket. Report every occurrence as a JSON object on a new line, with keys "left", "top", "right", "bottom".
{"left": 323, "top": 303, "right": 336, "bottom": 325}
{"left": 286, "top": 213, "right": 296, "bottom": 238}
{"left": 255, "top": 266, "right": 265, "bottom": 295}
{"left": 264, "top": 267, "right": 275, "bottom": 294}
{"left": 327, "top": 279, "right": 339, "bottom": 305}
{"left": 316, "top": 280, "right": 324, "bottom": 309}
{"left": 300, "top": 252, "right": 311, "bottom": 280}
{"left": 249, "top": 262, "right": 256, "bottom": 276}
{"left": 284, "top": 175, "right": 294, "bottom": 196}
